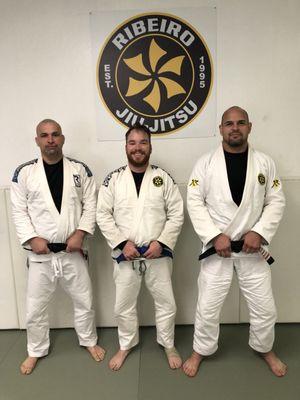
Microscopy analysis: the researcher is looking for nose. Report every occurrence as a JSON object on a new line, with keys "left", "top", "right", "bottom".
{"left": 232, "top": 123, "right": 239, "bottom": 132}
{"left": 47, "top": 135, "right": 55, "bottom": 143}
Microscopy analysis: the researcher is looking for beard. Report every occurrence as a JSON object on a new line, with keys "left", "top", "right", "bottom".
{"left": 226, "top": 134, "right": 247, "bottom": 148}
{"left": 126, "top": 150, "right": 151, "bottom": 168}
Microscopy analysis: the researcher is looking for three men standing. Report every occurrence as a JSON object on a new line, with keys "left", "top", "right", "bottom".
{"left": 184, "top": 106, "right": 286, "bottom": 377}
{"left": 11, "top": 119, "right": 105, "bottom": 374}
{"left": 97, "top": 125, "right": 184, "bottom": 370}
{"left": 11, "top": 110, "right": 287, "bottom": 378}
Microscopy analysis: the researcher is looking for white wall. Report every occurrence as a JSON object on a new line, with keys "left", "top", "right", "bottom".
{"left": 0, "top": 0, "right": 299, "bottom": 328}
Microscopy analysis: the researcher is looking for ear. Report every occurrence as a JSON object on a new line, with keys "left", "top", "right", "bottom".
{"left": 35, "top": 136, "right": 39, "bottom": 146}
{"left": 248, "top": 122, "right": 252, "bottom": 134}
{"left": 219, "top": 124, "right": 223, "bottom": 136}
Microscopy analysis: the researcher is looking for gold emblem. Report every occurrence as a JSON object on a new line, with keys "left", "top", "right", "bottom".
{"left": 258, "top": 173, "right": 266, "bottom": 185}
{"left": 272, "top": 179, "right": 280, "bottom": 188}
{"left": 189, "top": 179, "right": 199, "bottom": 187}
{"left": 153, "top": 176, "right": 163, "bottom": 187}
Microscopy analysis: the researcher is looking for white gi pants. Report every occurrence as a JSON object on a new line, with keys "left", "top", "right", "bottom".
{"left": 26, "top": 251, "right": 97, "bottom": 357}
{"left": 193, "top": 255, "right": 277, "bottom": 355}
{"left": 113, "top": 257, "right": 176, "bottom": 350}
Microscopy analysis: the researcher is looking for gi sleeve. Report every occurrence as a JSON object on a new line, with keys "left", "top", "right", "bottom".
{"left": 156, "top": 173, "right": 184, "bottom": 251}
{"left": 251, "top": 158, "right": 285, "bottom": 244}
{"left": 96, "top": 175, "right": 128, "bottom": 249}
{"left": 78, "top": 167, "right": 97, "bottom": 235}
{"left": 10, "top": 169, "right": 38, "bottom": 245}
{"left": 187, "top": 157, "right": 222, "bottom": 246}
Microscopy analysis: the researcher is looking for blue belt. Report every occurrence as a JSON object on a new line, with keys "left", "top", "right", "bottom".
{"left": 114, "top": 245, "right": 173, "bottom": 264}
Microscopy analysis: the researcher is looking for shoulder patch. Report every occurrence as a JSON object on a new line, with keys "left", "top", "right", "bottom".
{"left": 12, "top": 159, "right": 38, "bottom": 183}
{"left": 151, "top": 165, "right": 175, "bottom": 184}
{"left": 67, "top": 157, "right": 93, "bottom": 177}
{"left": 103, "top": 166, "right": 126, "bottom": 187}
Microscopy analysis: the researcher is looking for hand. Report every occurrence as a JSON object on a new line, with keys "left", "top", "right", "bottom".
{"left": 29, "top": 237, "right": 50, "bottom": 255}
{"left": 144, "top": 241, "right": 162, "bottom": 259}
{"left": 242, "top": 231, "right": 262, "bottom": 253}
{"left": 122, "top": 241, "right": 140, "bottom": 261}
{"left": 66, "top": 230, "right": 85, "bottom": 252}
{"left": 213, "top": 234, "right": 231, "bottom": 258}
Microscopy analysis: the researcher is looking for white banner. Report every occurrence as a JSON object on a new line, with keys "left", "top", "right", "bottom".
{"left": 90, "top": 8, "right": 216, "bottom": 140}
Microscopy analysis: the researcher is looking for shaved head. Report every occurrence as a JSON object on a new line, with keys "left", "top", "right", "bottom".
{"left": 36, "top": 119, "right": 62, "bottom": 135}
{"left": 221, "top": 106, "right": 249, "bottom": 125}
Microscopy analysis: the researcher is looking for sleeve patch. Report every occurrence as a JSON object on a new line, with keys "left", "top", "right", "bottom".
{"left": 272, "top": 179, "right": 281, "bottom": 188}
{"left": 12, "top": 159, "right": 38, "bottom": 183}
{"left": 102, "top": 166, "right": 126, "bottom": 187}
{"left": 189, "top": 179, "right": 199, "bottom": 187}
{"left": 67, "top": 157, "right": 93, "bottom": 177}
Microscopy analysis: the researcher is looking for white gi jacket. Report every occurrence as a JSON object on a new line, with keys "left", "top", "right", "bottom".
{"left": 11, "top": 156, "right": 96, "bottom": 254}
{"left": 187, "top": 145, "right": 285, "bottom": 253}
{"left": 97, "top": 164, "right": 184, "bottom": 252}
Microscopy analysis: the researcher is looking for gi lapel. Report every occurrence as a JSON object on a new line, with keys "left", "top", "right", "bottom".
{"left": 129, "top": 165, "right": 152, "bottom": 242}
{"left": 56, "top": 157, "right": 70, "bottom": 239}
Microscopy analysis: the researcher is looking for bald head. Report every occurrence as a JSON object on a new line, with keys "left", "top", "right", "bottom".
{"left": 221, "top": 106, "right": 249, "bottom": 125}
{"left": 36, "top": 119, "right": 62, "bottom": 135}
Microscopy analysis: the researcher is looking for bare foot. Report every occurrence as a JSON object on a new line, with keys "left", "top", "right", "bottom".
{"left": 86, "top": 345, "right": 106, "bottom": 362}
{"left": 164, "top": 347, "right": 182, "bottom": 369}
{"left": 20, "top": 356, "right": 38, "bottom": 375}
{"left": 260, "top": 350, "right": 287, "bottom": 377}
{"left": 109, "top": 349, "right": 130, "bottom": 371}
{"left": 183, "top": 351, "right": 203, "bottom": 377}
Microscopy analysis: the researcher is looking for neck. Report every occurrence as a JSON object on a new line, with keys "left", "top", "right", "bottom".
{"left": 42, "top": 154, "right": 63, "bottom": 165}
{"left": 128, "top": 162, "right": 148, "bottom": 173}
{"left": 222, "top": 142, "right": 248, "bottom": 154}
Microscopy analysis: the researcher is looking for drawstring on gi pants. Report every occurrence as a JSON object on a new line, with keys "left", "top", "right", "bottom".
{"left": 131, "top": 259, "right": 147, "bottom": 276}
{"left": 51, "top": 254, "right": 63, "bottom": 280}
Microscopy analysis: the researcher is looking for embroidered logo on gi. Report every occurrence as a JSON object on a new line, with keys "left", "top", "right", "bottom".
{"left": 153, "top": 176, "right": 163, "bottom": 187}
{"left": 73, "top": 174, "right": 81, "bottom": 187}
{"left": 258, "top": 173, "right": 265, "bottom": 185}
{"left": 189, "top": 179, "right": 199, "bottom": 187}
{"left": 96, "top": 12, "right": 213, "bottom": 135}
{"left": 272, "top": 179, "right": 280, "bottom": 188}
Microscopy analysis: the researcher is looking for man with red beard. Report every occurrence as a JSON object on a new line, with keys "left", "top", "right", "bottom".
{"left": 97, "top": 124, "right": 184, "bottom": 371}
{"left": 184, "top": 106, "right": 287, "bottom": 378}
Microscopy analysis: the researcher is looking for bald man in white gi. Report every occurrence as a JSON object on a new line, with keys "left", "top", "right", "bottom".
{"left": 97, "top": 124, "right": 183, "bottom": 371}
{"left": 11, "top": 119, "right": 105, "bottom": 374}
{"left": 183, "top": 106, "right": 287, "bottom": 378}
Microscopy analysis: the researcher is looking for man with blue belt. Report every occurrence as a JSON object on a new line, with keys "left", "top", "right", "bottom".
{"left": 97, "top": 124, "right": 184, "bottom": 371}
{"left": 11, "top": 119, "right": 105, "bottom": 374}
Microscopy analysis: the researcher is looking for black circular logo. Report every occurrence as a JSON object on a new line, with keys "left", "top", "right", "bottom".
{"left": 153, "top": 176, "right": 163, "bottom": 187}
{"left": 97, "top": 13, "right": 213, "bottom": 135}
{"left": 258, "top": 173, "right": 266, "bottom": 185}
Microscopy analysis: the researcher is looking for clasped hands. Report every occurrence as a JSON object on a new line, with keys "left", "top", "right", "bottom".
{"left": 29, "top": 230, "right": 85, "bottom": 255}
{"left": 122, "top": 240, "right": 162, "bottom": 261}
{"left": 213, "top": 231, "right": 262, "bottom": 258}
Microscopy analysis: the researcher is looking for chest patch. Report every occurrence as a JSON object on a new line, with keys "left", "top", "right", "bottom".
{"left": 73, "top": 174, "right": 81, "bottom": 187}
{"left": 258, "top": 173, "right": 266, "bottom": 185}
{"left": 153, "top": 176, "right": 163, "bottom": 187}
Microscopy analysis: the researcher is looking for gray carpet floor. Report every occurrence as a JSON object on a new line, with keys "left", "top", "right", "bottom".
{"left": 0, "top": 324, "right": 299, "bottom": 400}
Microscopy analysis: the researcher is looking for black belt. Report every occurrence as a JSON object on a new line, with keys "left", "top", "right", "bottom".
{"left": 199, "top": 240, "right": 274, "bottom": 265}
{"left": 24, "top": 243, "right": 67, "bottom": 253}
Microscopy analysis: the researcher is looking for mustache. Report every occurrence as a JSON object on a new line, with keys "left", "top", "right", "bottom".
{"left": 131, "top": 150, "right": 146, "bottom": 155}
